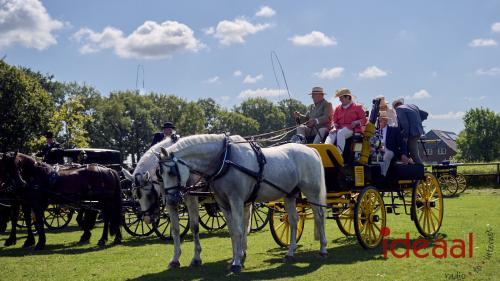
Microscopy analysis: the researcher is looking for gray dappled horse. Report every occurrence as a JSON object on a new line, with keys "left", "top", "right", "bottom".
{"left": 137, "top": 134, "right": 328, "bottom": 273}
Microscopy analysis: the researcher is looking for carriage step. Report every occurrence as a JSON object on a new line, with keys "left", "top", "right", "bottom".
{"left": 386, "top": 206, "right": 401, "bottom": 215}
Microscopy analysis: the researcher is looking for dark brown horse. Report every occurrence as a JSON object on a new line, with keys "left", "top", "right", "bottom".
{"left": 0, "top": 152, "right": 122, "bottom": 250}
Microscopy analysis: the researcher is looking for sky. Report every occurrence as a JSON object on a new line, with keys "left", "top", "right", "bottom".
{"left": 1, "top": 0, "right": 499, "bottom": 134}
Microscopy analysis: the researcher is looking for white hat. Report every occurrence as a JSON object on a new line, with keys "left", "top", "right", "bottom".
{"left": 392, "top": 98, "right": 404, "bottom": 108}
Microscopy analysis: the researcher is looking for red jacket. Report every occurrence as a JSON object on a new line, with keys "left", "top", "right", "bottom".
{"left": 333, "top": 103, "right": 367, "bottom": 134}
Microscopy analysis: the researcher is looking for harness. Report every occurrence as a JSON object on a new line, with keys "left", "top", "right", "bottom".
{"left": 160, "top": 136, "right": 299, "bottom": 204}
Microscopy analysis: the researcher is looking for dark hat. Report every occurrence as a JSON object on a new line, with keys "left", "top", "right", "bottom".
{"left": 161, "top": 122, "right": 175, "bottom": 129}
{"left": 44, "top": 131, "right": 54, "bottom": 138}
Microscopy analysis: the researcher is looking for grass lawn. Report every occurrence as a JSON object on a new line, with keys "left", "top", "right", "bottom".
{"left": 1, "top": 188, "right": 499, "bottom": 281}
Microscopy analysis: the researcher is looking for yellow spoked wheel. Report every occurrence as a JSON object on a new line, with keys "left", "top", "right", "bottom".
{"left": 438, "top": 174, "right": 458, "bottom": 197}
{"left": 412, "top": 173, "right": 443, "bottom": 238}
{"left": 354, "top": 187, "right": 386, "bottom": 249}
{"left": 456, "top": 173, "right": 467, "bottom": 194}
{"left": 336, "top": 204, "right": 355, "bottom": 236}
{"left": 269, "top": 205, "right": 306, "bottom": 247}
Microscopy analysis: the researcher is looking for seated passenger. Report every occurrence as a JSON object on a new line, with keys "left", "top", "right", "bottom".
{"left": 377, "top": 111, "right": 412, "bottom": 176}
{"left": 293, "top": 87, "right": 333, "bottom": 143}
{"left": 325, "top": 88, "right": 367, "bottom": 153}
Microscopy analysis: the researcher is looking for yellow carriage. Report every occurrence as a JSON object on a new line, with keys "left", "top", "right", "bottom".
{"left": 268, "top": 99, "right": 443, "bottom": 249}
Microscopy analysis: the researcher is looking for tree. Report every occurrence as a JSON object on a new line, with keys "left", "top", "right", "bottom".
{"left": 277, "top": 98, "right": 307, "bottom": 128}
{"left": 456, "top": 108, "right": 500, "bottom": 162}
{"left": 51, "top": 96, "right": 93, "bottom": 148}
{"left": 197, "top": 98, "right": 221, "bottom": 133}
{"left": 212, "top": 110, "right": 259, "bottom": 136}
{"left": 234, "top": 98, "right": 285, "bottom": 134}
{"left": 0, "top": 60, "right": 54, "bottom": 152}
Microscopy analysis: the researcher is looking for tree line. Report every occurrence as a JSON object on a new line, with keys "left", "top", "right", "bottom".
{"left": 1, "top": 60, "right": 498, "bottom": 163}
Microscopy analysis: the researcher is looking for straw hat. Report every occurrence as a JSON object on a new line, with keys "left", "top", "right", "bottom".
{"left": 309, "top": 86, "right": 325, "bottom": 95}
{"left": 379, "top": 111, "right": 389, "bottom": 119}
{"left": 334, "top": 88, "right": 353, "bottom": 98}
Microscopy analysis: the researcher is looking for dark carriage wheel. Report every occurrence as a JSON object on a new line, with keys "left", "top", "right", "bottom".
{"left": 412, "top": 173, "right": 443, "bottom": 238}
{"left": 153, "top": 203, "right": 190, "bottom": 241}
{"left": 44, "top": 204, "right": 74, "bottom": 230}
{"left": 122, "top": 204, "right": 157, "bottom": 236}
{"left": 250, "top": 202, "right": 271, "bottom": 232}
{"left": 199, "top": 203, "right": 226, "bottom": 231}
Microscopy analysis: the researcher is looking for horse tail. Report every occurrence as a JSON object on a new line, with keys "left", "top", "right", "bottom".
{"left": 313, "top": 149, "right": 327, "bottom": 207}
{"left": 109, "top": 169, "right": 122, "bottom": 237}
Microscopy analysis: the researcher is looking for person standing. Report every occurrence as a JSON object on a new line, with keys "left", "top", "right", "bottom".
{"left": 293, "top": 87, "right": 333, "bottom": 143}
{"left": 392, "top": 98, "right": 428, "bottom": 164}
{"left": 35, "top": 131, "right": 62, "bottom": 164}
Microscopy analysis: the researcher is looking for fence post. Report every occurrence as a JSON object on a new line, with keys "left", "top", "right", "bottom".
{"left": 497, "top": 163, "right": 500, "bottom": 185}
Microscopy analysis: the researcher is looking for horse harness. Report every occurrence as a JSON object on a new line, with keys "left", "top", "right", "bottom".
{"left": 161, "top": 136, "right": 300, "bottom": 204}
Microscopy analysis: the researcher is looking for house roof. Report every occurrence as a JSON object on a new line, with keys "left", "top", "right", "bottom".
{"left": 425, "top": 129, "right": 458, "bottom": 152}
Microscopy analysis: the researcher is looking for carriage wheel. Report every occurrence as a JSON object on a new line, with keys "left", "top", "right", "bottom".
{"left": 44, "top": 204, "right": 74, "bottom": 230}
{"left": 354, "top": 186, "right": 386, "bottom": 249}
{"left": 455, "top": 173, "right": 467, "bottom": 194}
{"left": 437, "top": 174, "right": 458, "bottom": 197}
{"left": 269, "top": 204, "right": 306, "bottom": 247}
{"left": 335, "top": 194, "right": 357, "bottom": 236}
{"left": 412, "top": 173, "right": 443, "bottom": 238}
{"left": 153, "top": 203, "right": 190, "bottom": 240}
{"left": 122, "top": 204, "right": 157, "bottom": 236}
{"left": 250, "top": 202, "right": 271, "bottom": 232}
{"left": 199, "top": 203, "right": 226, "bottom": 231}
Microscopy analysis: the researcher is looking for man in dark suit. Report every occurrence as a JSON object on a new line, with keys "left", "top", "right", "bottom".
{"left": 151, "top": 122, "right": 178, "bottom": 147}
{"left": 378, "top": 111, "right": 412, "bottom": 176}
{"left": 35, "top": 131, "right": 63, "bottom": 164}
{"left": 393, "top": 98, "right": 428, "bottom": 164}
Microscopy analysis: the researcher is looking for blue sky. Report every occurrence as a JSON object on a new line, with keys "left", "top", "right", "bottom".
{"left": 1, "top": 0, "right": 499, "bottom": 134}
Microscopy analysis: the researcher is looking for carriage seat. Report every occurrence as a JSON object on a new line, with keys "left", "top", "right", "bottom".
{"left": 386, "top": 163, "right": 425, "bottom": 181}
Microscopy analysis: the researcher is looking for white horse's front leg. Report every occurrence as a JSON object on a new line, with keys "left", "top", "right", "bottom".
{"left": 185, "top": 196, "right": 202, "bottom": 266}
{"left": 165, "top": 203, "right": 181, "bottom": 268}
{"left": 284, "top": 197, "right": 298, "bottom": 262}
{"left": 224, "top": 200, "right": 245, "bottom": 273}
{"left": 241, "top": 203, "right": 252, "bottom": 265}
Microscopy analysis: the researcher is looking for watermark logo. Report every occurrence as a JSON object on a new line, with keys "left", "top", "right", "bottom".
{"left": 381, "top": 227, "right": 473, "bottom": 259}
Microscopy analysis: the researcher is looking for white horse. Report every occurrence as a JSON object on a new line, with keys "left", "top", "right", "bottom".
{"left": 155, "top": 134, "right": 327, "bottom": 273}
{"left": 122, "top": 138, "right": 203, "bottom": 268}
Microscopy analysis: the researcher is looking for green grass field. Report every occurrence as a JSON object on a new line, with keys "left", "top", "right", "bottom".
{"left": 1, "top": 188, "right": 499, "bottom": 281}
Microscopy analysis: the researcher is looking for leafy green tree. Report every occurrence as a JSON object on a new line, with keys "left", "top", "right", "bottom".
{"left": 212, "top": 110, "right": 259, "bottom": 136}
{"left": 51, "top": 96, "right": 93, "bottom": 148}
{"left": 234, "top": 98, "right": 285, "bottom": 134}
{"left": 197, "top": 98, "right": 221, "bottom": 133}
{"left": 456, "top": 108, "right": 500, "bottom": 162}
{"left": 277, "top": 98, "right": 307, "bottom": 128}
{"left": 0, "top": 60, "right": 54, "bottom": 152}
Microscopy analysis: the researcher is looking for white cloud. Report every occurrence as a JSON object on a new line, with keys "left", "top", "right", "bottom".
{"left": 243, "top": 74, "right": 263, "bottom": 84}
{"left": 492, "top": 22, "right": 500, "bottom": 33}
{"left": 358, "top": 66, "right": 388, "bottom": 79}
{"left": 233, "top": 70, "right": 242, "bottom": 77}
{"left": 429, "top": 111, "right": 465, "bottom": 120}
{"left": 314, "top": 67, "right": 344, "bottom": 79}
{"left": 203, "top": 76, "right": 220, "bottom": 84}
{"left": 476, "top": 67, "right": 500, "bottom": 76}
{"left": 255, "top": 6, "right": 276, "bottom": 17}
{"left": 464, "top": 96, "right": 486, "bottom": 102}
{"left": 405, "top": 89, "right": 431, "bottom": 100}
{"left": 289, "top": 31, "right": 337, "bottom": 47}
{"left": 0, "top": 0, "right": 65, "bottom": 50}
{"left": 469, "top": 38, "right": 497, "bottom": 47}
{"left": 73, "top": 20, "right": 204, "bottom": 59}
{"left": 206, "top": 18, "right": 271, "bottom": 45}
{"left": 238, "top": 88, "right": 286, "bottom": 99}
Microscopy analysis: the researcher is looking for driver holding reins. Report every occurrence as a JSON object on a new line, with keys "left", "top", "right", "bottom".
{"left": 293, "top": 87, "right": 333, "bottom": 144}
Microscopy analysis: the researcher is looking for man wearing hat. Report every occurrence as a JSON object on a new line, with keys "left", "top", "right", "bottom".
{"left": 325, "top": 88, "right": 367, "bottom": 153}
{"left": 293, "top": 87, "right": 333, "bottom": 143}
{"left": 35, "top": 131, "right": 63, "bottom": 164}
{"left": 392, "top": 98, "right": 428, "bottom": 164}
{"left": 151, "top": 121, "right": 178, "bottom": 147}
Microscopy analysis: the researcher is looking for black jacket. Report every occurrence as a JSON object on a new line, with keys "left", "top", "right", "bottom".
{"left": 384, "top": 126, "right": 408, "bottom": 160}
{"left": 396, "top": 104, "right": 428, "bottom": 139}
{"left": 151, "top": 133, "right": 178, "bottom": 147}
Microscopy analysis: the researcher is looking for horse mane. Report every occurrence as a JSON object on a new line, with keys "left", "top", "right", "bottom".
{"left": 168, "top": 134, "right": 246, "bottom": 156}
{"left": 134, "top": 137, "right": 174, "bottom": 177}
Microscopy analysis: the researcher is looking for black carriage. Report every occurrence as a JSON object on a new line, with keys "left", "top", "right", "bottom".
{"left": 431, "top": 161, "right": 467, "bottom": 196}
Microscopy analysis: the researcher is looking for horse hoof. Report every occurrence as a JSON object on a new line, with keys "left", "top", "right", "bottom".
{"left": 190, "top": 259, "right": 202, "bottom": 267}
{"left": 230, "top": 265, "right": 241, "bottom": 274}
{"left": 113, "top": 239, "right": 122, "bottom": 245}
{"left": 168, "top": 261, "right": 180, "bottom": 269}
{"left": 22, "top": 239, "right": 35, "bottom": 248}
{"left": 97, "top": 240, "right": 106, "bottom": 248}
{"left": 318, "top": 251, "right": 328, "bottom": 259}
{"left": 283, "top": 255, "right": 295, "bottom": 263}
{"left": 34, "top": 244, "right": 45, "bottom": 251}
